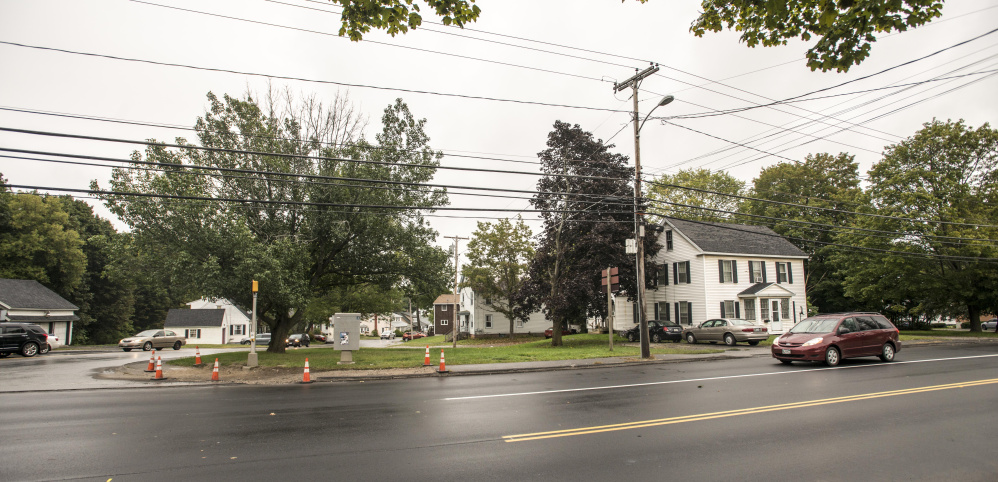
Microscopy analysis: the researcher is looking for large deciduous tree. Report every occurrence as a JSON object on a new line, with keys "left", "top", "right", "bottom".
{"left": 646, "top": 168, "right": 745, "bottom": 222}
{"left": 461, "top": 216, "right": 535, "bottom": 337}
{"left": 96, "top": 90, "right": 447, "bottom": 353}
{"left": 519, "top": 121, "right": 659, "bottom": 346}
{"left": 0, "top": 191, "right": 85, "bottom": 297}
{"left": 742, "top": 153, "right": 865, "bottom": 314}
{"left": 832, "top": 120, "right": 998, "bottom": 330}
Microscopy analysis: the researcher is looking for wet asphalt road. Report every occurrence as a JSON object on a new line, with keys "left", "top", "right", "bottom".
{"left": 1, "top": 343, "right": 997, "bottom": 481}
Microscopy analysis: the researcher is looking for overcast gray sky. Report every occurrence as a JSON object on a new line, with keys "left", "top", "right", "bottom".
{"left": 2, "top": 0, "right": 996, "bottom": 260}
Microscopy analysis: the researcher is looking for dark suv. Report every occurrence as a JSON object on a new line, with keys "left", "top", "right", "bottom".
{"left": 0, "top": 322, "right": 50, "bottom": 358}
{"left": 772, "top": 312, "right": 901, "bottom": 366}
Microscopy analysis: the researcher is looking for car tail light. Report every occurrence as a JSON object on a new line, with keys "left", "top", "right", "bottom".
{"left": 742, "top": 328, "right": 755, "bottom": 332}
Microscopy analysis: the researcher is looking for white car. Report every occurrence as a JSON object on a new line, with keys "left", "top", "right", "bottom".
{"left": 380, "top": 329, "right": 396, "bottom": 340}
{"left": 40, "top": 333, "right": 60, "bottom": 354}
{"left": 983, "top": 320, "right": 998, "bottom": 331}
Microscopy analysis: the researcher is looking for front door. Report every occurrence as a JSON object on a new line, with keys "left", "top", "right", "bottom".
{"left": 771, "top": 301, "right": 782, "bottom": 332}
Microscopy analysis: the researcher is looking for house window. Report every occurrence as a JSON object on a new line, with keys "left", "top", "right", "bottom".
{"left": 440, "top": 318, "right": 448, "bottom": 325}
{"left": 185, "top": 329, "right": 201, "bottom": 339}
{"left": 718, "top": 260, "right": 737, "bottom": 283}
{"left": 652, "top": 265, "right": 667, "bottom": 287}
{"left": 516, "top": 320, "right": 525, "bottom": 328}
{"left": 485, "top": 315, "right": 493, "bottom": 329}
{"left": 674, "top": 261, "right": 689, "bottom": 284}
{"left": 666, "top": 230, "right": 673, "bottom": 250}
{"left": 441, "top": 305, "right": 448, "bottom": 311}
{"left": 760, "top": 298, "right": 770, "bottom": 321}
{"left": 657, "top": 302, "right": 670, "bottom": 321}
{"left": 776, "top": 262, "right": 793, "bottom": 283}
{"left": 678, "top": 302, "right": 690, "bottom": 325}
{"left": 744, "top": 300, "right": 756, "bottom": 320}
{"left": 749, "top": 261, "right": 764, "bottom": 283}
{"left": 721, "top": 300, "right": 737, "bottom": 318}
{"left": 229, "top": 325, "right": 246, "bottom": 336}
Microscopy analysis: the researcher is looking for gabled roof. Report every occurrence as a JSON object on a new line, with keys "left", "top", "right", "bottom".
{"left": 164, "top": 309, "right": 225, "bottom": 327}
{"left": 433, "top": 294, "right": 459, "bottom": 305}
{"left": 738, "top": 282, "right": 796, "bottom": 297}
{"left": 663, "top": 218, "right": 808, "bottom": 258}
{"left": 0, "top": 279, "right": 78, "bottom": 311}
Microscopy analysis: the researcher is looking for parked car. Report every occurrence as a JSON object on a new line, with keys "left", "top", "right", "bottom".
{"left": 621, "top": 320, "right": 683, "bottom": 343}
{"left": 0, "top": 322, "right": 49, "bottom": 358}
{"left": 286, "top": 333, "right": 310, "bottom": 347}
{"left": 40, "top": 333, "right": 60, "bottom": 354}
{"left": 771, "top": 312, "right": 901, "bottom": 366}
{"left": 403, "top": 331, "right": 426, "bottom": 341}
{"left": 380, "top": 329, "right": 396, "bottom": 340}
{"left": 683, "top": 318, "right": 768, "bottom": 346}
{"left": 241, "top": 333, "right": 272, "bottom": 346}
{"left": 544, "top": 327, "right": 577, "bottom": 339}
{"left": 312, "top": 334, "right": 326, "bottom": 343}
{"left": 118, "top": 329, "right": 187, "bottom": 352}
{"left": 982, "top": 319, "right": 998, "bottom": 331}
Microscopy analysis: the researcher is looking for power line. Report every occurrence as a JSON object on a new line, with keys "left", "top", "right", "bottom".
{"left": 0, "top": 41, "right": 627, "bottom": 114}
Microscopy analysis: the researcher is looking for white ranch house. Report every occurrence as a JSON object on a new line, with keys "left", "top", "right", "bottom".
{"left": 163, "top": 298, "right": 253, "bottom": 344}
{"left": 612, "top": 217, "right": 808, "bottom": 335}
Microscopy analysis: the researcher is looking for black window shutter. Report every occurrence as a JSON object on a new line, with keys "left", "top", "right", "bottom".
{"left": 732, "top": 261, "right": 738, "bottom": 283}
{"left": 664, "top": 265, "right": 669, "bottom": 285}
{"left": 675, "top": 304, "right": 680, "bottom": 324}
{"left": 735, "top": 302, "right": 741, "bottom": 318}
{"left": 718, "top": 260, "right": 724, "bottom": 283}
{"left": 762, "top": 262, "right": 768, "bottom": 283}
{"left": 686, "top": 261, "right": 692, "bottom": 284}
{"left": 673, "top": 262, "right": 678, "bottom": 284}
{"left": 633, "top": 303, "right": 638, "bottom": 323}
{"left": 719, "top": 301, "right": 725, "bottom": 317}
{"left": 788, "top": 263, "right": 794, "bottom": 283}
{"left": 688, "top": 302, "right": 693, "bottom": 323}
{"left": 664, "top": 303, "right": 670, "bottom": 321}
{"left": 654, "top": 303, "right": 660, "bottom": 319}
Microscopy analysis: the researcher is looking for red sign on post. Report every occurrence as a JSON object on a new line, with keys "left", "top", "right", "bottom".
{"left": 601, "top": 267, "right": 620, "bottom": 292}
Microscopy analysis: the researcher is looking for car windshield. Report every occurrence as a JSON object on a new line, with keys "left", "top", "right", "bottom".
{"left": 789, "top": 317, "right": 839, "bottom": 334}
{"left": 135, "top": 330, "right": 159, "bottom": 337}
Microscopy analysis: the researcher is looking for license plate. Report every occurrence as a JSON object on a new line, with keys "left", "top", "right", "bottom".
{"left": 782, "top": 349, "right": 791, "bottom": 355}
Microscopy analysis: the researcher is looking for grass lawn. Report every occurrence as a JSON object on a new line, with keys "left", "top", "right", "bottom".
{"left": 169, "top": 333, "right": 725, "bottom": 370}
{"left": 900, "top": 330, "right": 998, "bottom": 341}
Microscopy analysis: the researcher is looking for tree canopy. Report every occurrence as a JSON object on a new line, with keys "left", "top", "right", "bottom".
{"left": 519, "top": 121, "right": 659, "bottom": 345}
{"left": 96, "top": 90, "right": 448, "bottom": 352}
{"left": 832, "top": 119, "right": 998, "bottom": 329}
{"left": 461, "top": 216, "right": 535, "bottom": 336}
{"left": 646, "top": 168, "right": 745, "bottom": 222}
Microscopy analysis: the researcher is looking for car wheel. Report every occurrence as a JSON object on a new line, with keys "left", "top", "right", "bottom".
{"left": 40, "top": 343, "right": 51, "bottom": 354}
{"left": 627, "top": 332, "right": 636, "bottom": 342}
{"left": 651, "top": 333, "right": 662, "bottom": 343}
{"left": 122, "top": 348, "right": 132, "bottom": 352}
{"left": 142, "top": 342, "right": 153, "bottom": 351}
{"left": 21, "top": 342, "right": 39, "bottom": 357}
{"left": 173, "top": 341, "right": 182, "bottom": 350}
{"left": 304, "top": 342, "right": 309, "bottom": 347}
{"left": 747, "top": 340, "right": 760, "bottom": 346}
{"left": 824, "top": 346, "right": 841, "bottom": 367}
{"left": 879, "top": 343, "right": 895, "bottom": 362}
{"left": 723, "top": 334, "right": 736, "bottom": 346}
{"left": 686, "top": 333, "right": 697, "bottom": 344}
{"left": 780, "top": 359, "right": 793, "bottom": 365}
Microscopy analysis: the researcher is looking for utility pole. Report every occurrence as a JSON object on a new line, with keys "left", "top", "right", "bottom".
{"left": 444, "top": 235, "right": 468, "bottom": 349}
{"left": 614, "top": 64, "right": 659, "bottom": 359}
{"left": 248, "top": 280, "right": 259, "bottom": 367}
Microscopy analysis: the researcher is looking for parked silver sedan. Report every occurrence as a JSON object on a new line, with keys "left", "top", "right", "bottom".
{"left": 683, "top": 318, "right": 769, "bottom": 346}
{"left": 119, "top": 329, "right": 187, "bottom": 352}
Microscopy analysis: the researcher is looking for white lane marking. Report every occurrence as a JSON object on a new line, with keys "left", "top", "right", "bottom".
{"left": 442, "top": 354, "right": 998, "bottom": 401}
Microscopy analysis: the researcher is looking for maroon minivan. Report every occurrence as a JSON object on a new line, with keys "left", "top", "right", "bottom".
{"left": 772, "top": 313, "right": 901, "bottom": 366}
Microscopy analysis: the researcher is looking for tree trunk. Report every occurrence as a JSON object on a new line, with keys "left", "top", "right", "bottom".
{"left": 967, "top": 305, "right": 982, "bottom": 332}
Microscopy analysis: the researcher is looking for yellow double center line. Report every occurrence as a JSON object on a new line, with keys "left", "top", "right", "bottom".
{"left": 503, "top": 377, "right": 998, "bottom": 443}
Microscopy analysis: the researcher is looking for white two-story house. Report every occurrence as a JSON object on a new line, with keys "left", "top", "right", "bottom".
{"left": 614, "top": 217, "right": 809, "bottom": 335}
{"left": 458, "top": 287, "right": 549, "bottom": 336}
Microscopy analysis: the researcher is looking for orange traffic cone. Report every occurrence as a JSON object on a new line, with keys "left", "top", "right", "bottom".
{"left": 210, "top": 358, "right": 220, "bottom": 381}
{"left": 301, "top": 358, "right": 313, "bottom": 384}
{"left": 423, "top": 345, "right": 431, "bottom": 366}
{"left": 194, "top": 346, "right": 203, "bottom": 367}
{"left": 437, "top": 349, "right": 448, "bottom": 373}
{"left": 152, "top": 356, "right": 166, "bottom": 380}
{"left": 144, "top": 349, "right": 157, "bottom": 372}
